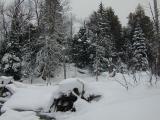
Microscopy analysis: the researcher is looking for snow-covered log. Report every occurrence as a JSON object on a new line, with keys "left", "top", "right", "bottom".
{"left": 1, "top": 78, "right": 101, "bottom": 114}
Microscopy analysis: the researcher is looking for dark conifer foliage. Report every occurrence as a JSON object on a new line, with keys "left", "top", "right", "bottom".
{"left": 71, "top": 26, "right": 91, "bottom": 68}
{"left": 127, "top": 5, "right": 155, "bottom": 69}
{"left": 71, "top": 3, "right": 123, "bottom": 74}
{"left": 130, "top": 24, "right": 148, "bottom": 71}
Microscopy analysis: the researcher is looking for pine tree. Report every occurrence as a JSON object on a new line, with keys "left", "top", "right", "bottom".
{"left": 130, "top": 24, "right": 148, "bottom": 71}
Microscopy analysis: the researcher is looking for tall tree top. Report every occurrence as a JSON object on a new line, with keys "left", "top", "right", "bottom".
{"left": 135, "top": 4, "right": 145, "bottom": 19}
{"left": 97, "top": 2, "right": 105, "bottom": 16}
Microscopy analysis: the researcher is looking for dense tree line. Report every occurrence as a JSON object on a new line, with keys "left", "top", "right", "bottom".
{"left": 70, "top": 3, "right": 157, "bottom": 76}
{"left": 0, "top": 1, "right": 158, "bottom": 81}
{"left": 0, "top": 0, "right": 70, "bottom": 82}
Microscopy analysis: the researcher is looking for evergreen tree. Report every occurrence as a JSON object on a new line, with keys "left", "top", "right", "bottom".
{"left": 127, "top": 4, "right": 155, "bottom": 69}
{"left": 87, "top": 2, "right": 114, "bottom": 74}
{"left": 105, "top": 7, "right": 123, "bottom": 56}
{"left": 130, "top": 24, "right": 148, "bottom": 71}
{"left": 128, "top": 5, "right": 154, "bottom": 41}
{"left": 71, "top": 26, "right": 91, "bottom": 68}
{"left": 121, "top": 27, "right": 132, "bottom": 66}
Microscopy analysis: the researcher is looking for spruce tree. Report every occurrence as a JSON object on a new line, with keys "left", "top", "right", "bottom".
{"left": 87, "top": 2, "right": 115, "bottom": 75}
{"left": 127, "top": 4, "right": 155, "bottom": 69}
{"left": 130, "top": 24, "right": 148, "bottom": 71}
{"left": 71, "top": 26, "right": 91, "bottom": 68}
{"left": 105, "top": 7, "right": 123, "bottom": 55}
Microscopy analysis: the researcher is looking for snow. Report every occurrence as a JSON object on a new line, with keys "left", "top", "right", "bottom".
{"left": 58, "top": 78, "right": 85, "bottom": 94}
{"left": 1, "top": 66, "right": 160, "bottom": 120}
{"left": 1, "top": 53, "right": 21, "bottom": 72}
{"left": 67, "top": 95, "right": 160, "bottom": 120}
{"left": 0, "top": 110, "right": 39, "bottom": 120}
{"left": 56, "top": 80, "right": 160, "bottom": 120}
{"left": 0, "top": 97, "right": 8, "bottom": 103}
{"left": 55, "top": 71, "right": 160, "bottom": 120}
{"left": 1, "top": 78, "right": 92, "bottom": 113}
{"left": 0, "top": 76, "right": 12, "bottom": 84}
{"left": 74, "top": 98, "right": 89, "bottom": 111}
{"left": 58, "top": 77, "right": 100, "bottom": 98}
{"left": 1, "top": 85, "right": 59, "bottom": 113}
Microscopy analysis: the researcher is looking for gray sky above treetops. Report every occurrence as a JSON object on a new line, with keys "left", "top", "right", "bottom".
{"left": 70, "top": 0, "right": 159, "bottom": 26}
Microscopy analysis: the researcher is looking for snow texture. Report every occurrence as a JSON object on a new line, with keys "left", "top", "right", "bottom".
{"left": 1, "top": 69, "right": 160, "bottom": 120}
{"left": 1, "top": 85, "right": 59, "bottom": 113}
{"left": 58, "top": 78, "right": 85, "bottom": 94}
{"left": 1, "top": 78, "right": 92, "bottom": 113}
{"left": 0, "top": 110, "right": 39, "bottom": 120}
{"left": 0, "top": 76, "right": 12, "bottom": 85}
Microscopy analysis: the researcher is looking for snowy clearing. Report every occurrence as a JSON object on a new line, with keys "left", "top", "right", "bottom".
{"left": 56, "top": 80, "right": 160, "bottom": 120}
{"left": 0, "top": 71, "right": 160, "bottom": 120}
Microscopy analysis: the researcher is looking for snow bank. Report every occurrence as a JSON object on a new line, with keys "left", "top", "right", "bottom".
{"left": 55, "top": 73, "right": 160, "bottom": 120}
{"left": 2, "top": 71, "right": 160, "bottom": 120}
{"left": 58, "top": 78, "right": 85, "bottom": 94}
{"left": 5, "top": 81, "right": 35, "bottom": 93}
{"left": 58, "top": 78, "right": 100, "bottom": 98}
{"left": 66, "top": 93, "right": 160, "bottom": 120}
{"left": 1, "top": 78, "right": 95, "bottom": 113}
{"left": 1, "top": 86, "right": 59, "bottom": 113}
{"left": 0, "top": 76, "right": 12, "bottom": 85}
{"left": 0, "top": 110, "right": 39, "bottom": 120}
{"left": 74, "top": 98, "right": 89, "bottom": 112}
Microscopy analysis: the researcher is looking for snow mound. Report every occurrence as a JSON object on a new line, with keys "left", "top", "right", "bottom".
{"left": 0, "top": 76, "right": 12, "bottom": 85}
{"left": 74, "top": 98, "right": 89, "bottom": 111}
{"left": 1, "top": 86, "right": 59, "bottom": 113}
{"left": 0, "top": 110, "right": 39, "bottom": 120}
{"left": 1, "top": 78, "right": 97, "bottom": 113}
{"left": 58, "top": 78, "right": 85, "bottom": 94}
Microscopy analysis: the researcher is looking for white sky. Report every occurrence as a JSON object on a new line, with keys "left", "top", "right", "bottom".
{"left": 70, "top": 0, "right": 159, "bottom": 26}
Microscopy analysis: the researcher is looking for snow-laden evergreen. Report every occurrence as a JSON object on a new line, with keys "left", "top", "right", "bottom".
{"left": 130, "top": 24, "right": 148, "bottom": 71}
{"left": 71, "top": 26, "right": 91, "bottom": 68}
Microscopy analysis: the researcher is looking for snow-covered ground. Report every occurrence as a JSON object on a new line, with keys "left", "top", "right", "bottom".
{"left": 0, "top": 64, "right": 160, "bottom": 120}
{"left": 0, "top": 110, "right": 39, "bottom": 120}
{"left": 56, "top": 80, "right": 160, "bottom": 120}
{"left": 1, "top": 85, "right": 59, "bottom": 113}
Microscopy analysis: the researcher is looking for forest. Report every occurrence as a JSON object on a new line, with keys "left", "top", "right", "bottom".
{"left": 0, "top": 0, "right": 159, "bottom": 82}
{"left": 0, "top": 0, "right": 160, "bottom": 120}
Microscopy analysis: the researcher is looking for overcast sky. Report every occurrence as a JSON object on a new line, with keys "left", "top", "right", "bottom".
{"left": 70, "top": 0, "right": 159, "bottom": 26}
